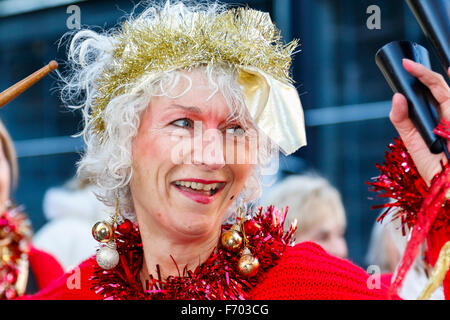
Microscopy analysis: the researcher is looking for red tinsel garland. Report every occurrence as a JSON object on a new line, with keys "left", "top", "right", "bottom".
{"left": 367, "top": 138, "right": 428, "bottom": 234}
{"left": 434, "top": 119, "right": 450, "bottom": 141}
{"left": 368, "top": 136, "right": 450, "bottom": 299}
{"left": 390, "top": 164, "right": 449, "bottom": 299}
{"left": 90, "top": 205, "right": 296, "bottom": 300}
{"left": 0, "top": 208, "right": 32, "bottom": 300}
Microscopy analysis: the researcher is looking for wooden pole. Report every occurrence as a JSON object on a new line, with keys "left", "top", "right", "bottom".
{"left": 0, "top": 60, "right": 58, "bottom": 108}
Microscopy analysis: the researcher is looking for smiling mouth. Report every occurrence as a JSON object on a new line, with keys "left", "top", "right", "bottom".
{"left": 172, "top": 180, "right": 226, "bottom": 197}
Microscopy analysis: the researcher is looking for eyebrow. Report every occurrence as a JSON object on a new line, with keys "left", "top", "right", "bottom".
{"left": 168, "top": 104, "right": 203, "bottom": 114}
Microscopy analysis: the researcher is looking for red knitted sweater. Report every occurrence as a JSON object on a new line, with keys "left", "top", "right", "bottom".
{"left": 28, "top": 246, "right": 65, "bottom": 291}
{"left": 20, "top": 242, "right": 393, "bottom": 300}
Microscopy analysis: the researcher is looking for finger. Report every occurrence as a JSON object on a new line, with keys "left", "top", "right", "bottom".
{"left": 390, "top": 93, "right": 429, "bottom": 163}
{"left": 390, "top": 93, "right": 426, "bottom": 158}
{"left": 403, "top": 59, "right": 450, "bottom": 105}
{"left": 390, "top": 93, "right": 426, "bottom": 162}
{"left": 390, "top": 93, "right": 414, "bottom": 136}
{"left": 390, "top": 93, "right": 446, "bottom": 185}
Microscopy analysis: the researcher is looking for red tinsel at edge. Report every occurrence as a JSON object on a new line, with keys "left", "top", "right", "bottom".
{"left": 367, "top": 134, "right": 450, "bottom": 299}
{"left": 0, "top": 207, "right": 32, "bottom": 300}
{"left": 90, "top": 205, "right": 297, "bottom": 300}
{"left": 434, "top": 119, "right": 450, "bottom": 141}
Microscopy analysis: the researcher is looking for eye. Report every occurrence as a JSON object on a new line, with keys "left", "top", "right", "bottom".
{"left": 225, "top": 125, "right": 245, "bottom": 136}
{"left": 316, "top": 230, "right": 330, "bottom": 242}
{"left": 171, "top": 118, "right": 194, "bottom": 129}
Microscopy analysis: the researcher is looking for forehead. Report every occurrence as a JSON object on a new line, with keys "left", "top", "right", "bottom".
{"left": 152, "top": 69, "right": 233, "bottom": 118}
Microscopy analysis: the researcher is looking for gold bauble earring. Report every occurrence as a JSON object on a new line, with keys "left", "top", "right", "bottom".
{"left": 237, "top": 247, "right": 260, "bottom": 277}
{"left": 221, "top": 206, "right": 260, "bottom": 278}
{"left": 92, "top": 198, "right": 121, "bottom": 270}
{"left": 221, "top": 224, "right": 243, "bottom": 252}
{"left": 92, "top": 221, "right": 114, "bottom": 243}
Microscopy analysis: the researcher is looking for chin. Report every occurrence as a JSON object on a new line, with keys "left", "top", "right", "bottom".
{"left": 172, "top": 210, "right": 221, "bottom": 237}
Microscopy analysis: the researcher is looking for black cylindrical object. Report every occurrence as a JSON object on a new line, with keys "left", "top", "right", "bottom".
{"left": 375, "top": 40, "right": 445, "bottom": 154}
{"left": 406, "top": 0, "right": 450, "bottom": 71}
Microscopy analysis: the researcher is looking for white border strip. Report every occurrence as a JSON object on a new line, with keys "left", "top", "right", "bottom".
{"left": 0, "top": 0, "right": 86, "bottom": 18}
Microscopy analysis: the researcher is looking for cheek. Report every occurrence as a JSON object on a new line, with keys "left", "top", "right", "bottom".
{"left": 133, "top": 106, "right": 173, "bottom": 161}
{"left": 224, "top": 137, "right": 256, "bottom": 165}
{"left": 230, "top": 164, "right": 253, "bottom": 189}
{"left": 131, "top": 135, "right": 162, "bottom": 194}
{"left": 132, "top": 130, "right": 184, "bottom": 198}
{"left": 0, "top": 161, "right": 10, "bottom": 198}
{"left": 133, "top": 131, "right": 175, "bottom": 169}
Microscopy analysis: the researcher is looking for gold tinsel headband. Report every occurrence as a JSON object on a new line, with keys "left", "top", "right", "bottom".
{"left": 92, "top": 5, "right": 307, "bottom": 154}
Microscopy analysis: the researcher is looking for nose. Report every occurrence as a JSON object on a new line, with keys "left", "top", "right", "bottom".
{"left": 193, "top": 127, "right": 226, "bottom": 171}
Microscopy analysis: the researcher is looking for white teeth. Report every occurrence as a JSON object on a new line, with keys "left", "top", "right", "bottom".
{"left": 210, "top": 183, "right": 219, "bottom": 189}
{"left": 178, "top": 181, "right": 192, "bottom": 188}
{"left": 174, "top": 181, "right": 221, "bottom": 192}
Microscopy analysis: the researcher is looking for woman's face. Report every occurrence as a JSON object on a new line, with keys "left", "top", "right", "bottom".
{"left": 0, "top": 140, "right": 11, "bottom": 213}
{"left": 296, "top": 214, "right": 348, "bottom": 259}
{"left": 130, "top": 69, "right": 254, "bottom": 242}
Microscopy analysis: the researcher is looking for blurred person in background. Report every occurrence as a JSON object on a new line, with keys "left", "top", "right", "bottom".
{"left": 366, "top": 214, "right": 402, "bottom": 274}
{"left": 33, "top": 176, "right": 109, "bottom": 270}
{"left": 262, "top": 174, "right": 348, "bottom": 259}
{"left": 0, "top": 118, "right": 64, "bottom": 299}
{"left": 366, "top": 212, "right": 445, "bottom": 300}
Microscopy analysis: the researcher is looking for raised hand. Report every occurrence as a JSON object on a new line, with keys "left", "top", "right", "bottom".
{"left": 390, "top": 59, "right": 450, "bottom": 185}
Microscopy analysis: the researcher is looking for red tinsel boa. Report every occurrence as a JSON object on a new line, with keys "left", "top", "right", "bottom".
{"left": 368, "top": 137, "right": 450, "bottom": 299}
{"left": 434, "top": 119, "right": 450, "bottom": 141}
{"left": 90, "top": 205, "right": 296, "bottom": 300}
{"left": 0, "top": 208, "right": 32, "bottom": 300}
